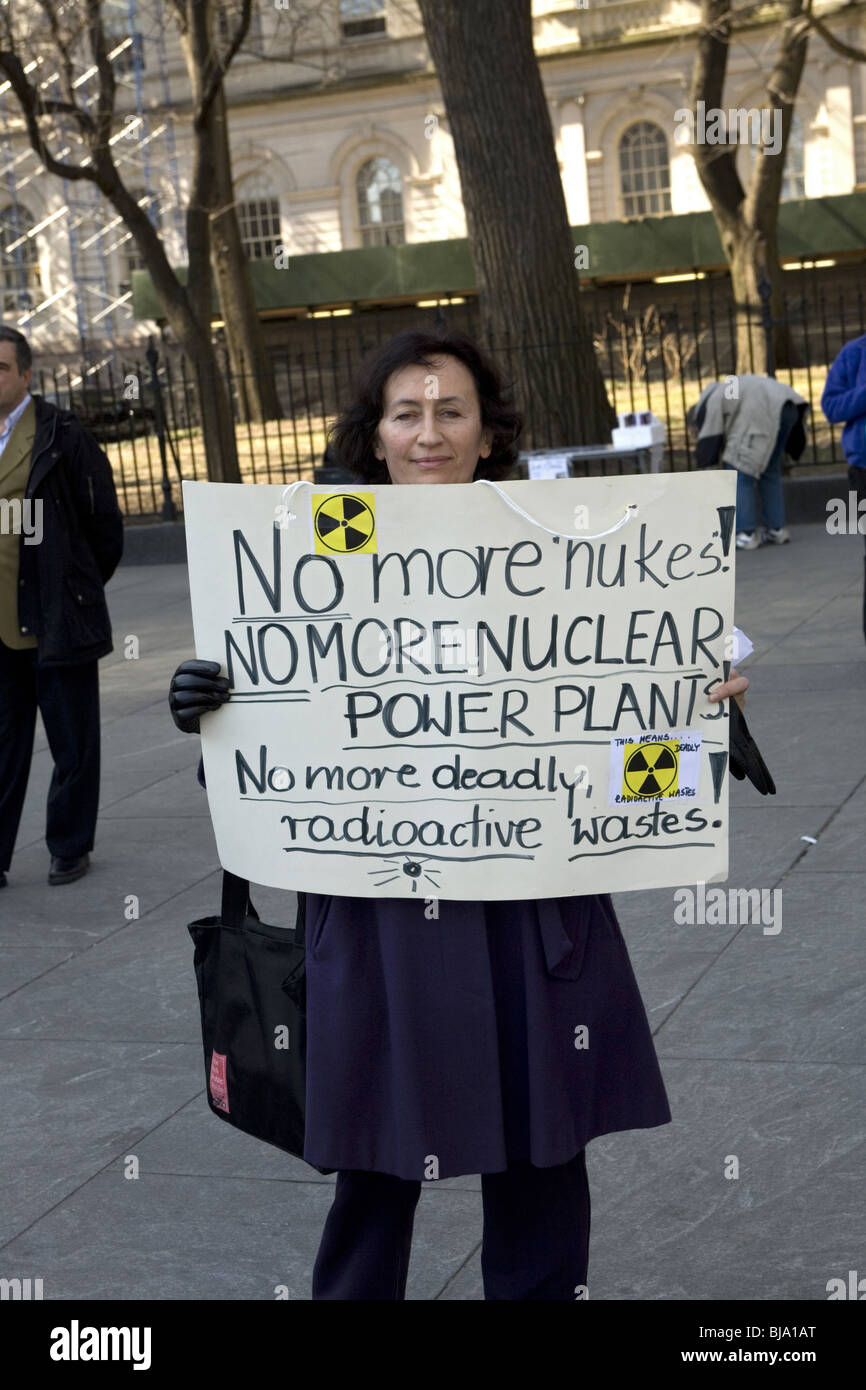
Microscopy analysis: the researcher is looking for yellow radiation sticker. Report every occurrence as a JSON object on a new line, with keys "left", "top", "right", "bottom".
{"left": 312, "top": 492, "right": 377, "bottom": 555}
{"left": 622, "top": 738, "right": 680, "bottom": 800}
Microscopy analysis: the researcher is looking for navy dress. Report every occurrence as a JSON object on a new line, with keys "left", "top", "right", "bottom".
{"left": 301, "top": 890, "right": 671, "bottom": 1181}
{"left": 196, "top": 758, "right": 671, "bottom": 1181}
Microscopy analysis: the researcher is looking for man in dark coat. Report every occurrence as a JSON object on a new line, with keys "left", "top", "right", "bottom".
{"left": 0, "top": 326, "right": 124, "bottom": 888}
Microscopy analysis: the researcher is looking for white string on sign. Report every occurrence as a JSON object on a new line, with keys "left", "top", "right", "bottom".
{"left": 279, "top": 479, "right": 314, "bottom": 522}
{"left": 278, "top": 476, "right": 639, "bottom": 541}
{"left": 473, "top": 479, "right": 638, "bottom": 540}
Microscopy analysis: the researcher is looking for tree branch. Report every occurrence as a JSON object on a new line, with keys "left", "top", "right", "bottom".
{"left": 37, "top": 0, "right": 81, "bottom": 111}
{"left": 199, "top": 0, "right": 252, "bottom": 125}
{"left": 0, "top": 48, "right": 97, "bottom": 180}
{"left": 689, "top": 1, "right": 745, "bottom": 232}
{"left": 85, "top": 0, "right": 117, "bottom": 149}
{"left": 745, "top": 0, "right": 809, "bottom": 229}
{"left": 793, "top": 0, "right": 866, "bottom": 62}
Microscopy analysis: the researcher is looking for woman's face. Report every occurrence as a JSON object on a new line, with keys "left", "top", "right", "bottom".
{"left": 373, "top": 354, "right": 493, "bottom": 485}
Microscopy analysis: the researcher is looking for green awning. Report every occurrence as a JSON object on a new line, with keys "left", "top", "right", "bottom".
{"left": 131, "top": 190, "right": 866, "bottom": 319}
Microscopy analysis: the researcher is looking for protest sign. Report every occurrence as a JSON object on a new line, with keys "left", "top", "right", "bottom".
{"left": 183, "top": 471, "right": 736, "bottom": 899}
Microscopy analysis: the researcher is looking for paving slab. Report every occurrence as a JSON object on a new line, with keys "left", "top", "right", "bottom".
{"left": 7, "top": 815, "right": 220, "bottom": 911}
{"left": 0, "top": 1169, "right": 484, "bottom": 1300}
{"left": 0, "top": 945, "right": 77, "bottom": 1000}
{"left": 2, "top": 522, "right": 864, "bottom": 1301}
{"left": 625, "top": 944, "right": 727, "bottom": 1030}
{"left": 441, "top": 1060, "right": 864, "bottom": 1300}
{"left": 789, "top": 786, "right": 866, "bottom": 873}
{"left": 0, "top": 911, "right": 204, "bottom": 1046}
{"left": 653, "top": 873, "right": 866, "bottom": 1063}
{"left": 0, "top": 1040, "right": 200, "bottom": 1248}
{"left": 126, "top": 1098, "right": 334, "bottom": 1185}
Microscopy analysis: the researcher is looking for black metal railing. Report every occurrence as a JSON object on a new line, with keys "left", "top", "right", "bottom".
{"left": 31, "top": 274, "right": 865, "bottom": 517}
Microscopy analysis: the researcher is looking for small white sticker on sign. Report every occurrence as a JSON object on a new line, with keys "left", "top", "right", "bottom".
{"left": 608, "top": 730, "right": 702, "bottom": 807}
{"left": 527, "top": 452, "right": 572, "bottom": 479}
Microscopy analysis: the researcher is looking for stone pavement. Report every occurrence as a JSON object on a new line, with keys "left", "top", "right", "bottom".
{"left": 1, "top": 519, "right": 864, "bottom": 1301}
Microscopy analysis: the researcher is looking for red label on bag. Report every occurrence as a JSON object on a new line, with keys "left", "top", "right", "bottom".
{"left": 209, "top": 1050, "right": 229, "bottom": 1113}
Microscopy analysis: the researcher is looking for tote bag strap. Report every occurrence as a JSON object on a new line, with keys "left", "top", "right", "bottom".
{"left": 220, "top": 869, "right": 305, "bottom": 938}
{"left": 220, "top": 868, "right": 251, "bottom": 928}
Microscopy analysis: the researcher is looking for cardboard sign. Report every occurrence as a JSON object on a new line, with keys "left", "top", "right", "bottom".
{"left": 183, "top": 472, "right": 736, "bottom": 899}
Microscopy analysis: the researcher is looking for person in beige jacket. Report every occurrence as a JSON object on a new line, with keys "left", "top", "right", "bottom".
{"left": 690, "top": 374, "right": 809, "bottom": 551}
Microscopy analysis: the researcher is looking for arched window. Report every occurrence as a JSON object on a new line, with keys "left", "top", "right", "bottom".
{"left": 356, "top": 157, "right": 404, "bottom": 247}
{"left": 0, "top": 204, "right": 42, "bottom": 315}
{"left": 236, "top": 172, "right": 282, "bottom": 260}
{"left": 740, "top": 110, "right": 805, "bottom": 202}
{"left": 619, "top": 122, "right": 672, "bottom": 218}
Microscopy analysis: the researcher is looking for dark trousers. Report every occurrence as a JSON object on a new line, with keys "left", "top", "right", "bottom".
{"left": 311, "top": 1151, "right": 591, "bottom": 1301}
{"left": 849, "top": 466, "right": 866, "bottom": 642}
{"left": 0, "top": 639, "right": 100, "bottom": 873}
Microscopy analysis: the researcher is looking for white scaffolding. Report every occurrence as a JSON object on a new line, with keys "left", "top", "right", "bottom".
{"left": 0, "top": 0, "right": 186, "bottom": 370}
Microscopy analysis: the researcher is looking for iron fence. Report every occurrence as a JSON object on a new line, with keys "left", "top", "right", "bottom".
{"left": 29, "top": 273, "right": 866, "bottom": 518}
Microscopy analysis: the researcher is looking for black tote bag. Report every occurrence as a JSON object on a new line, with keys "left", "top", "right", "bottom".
{"left": 187, "top": 869, "right": 334, "bottom": 1176}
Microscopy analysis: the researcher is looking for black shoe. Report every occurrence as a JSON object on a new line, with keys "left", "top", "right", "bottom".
{"left": 0, "top": 871, "right": 6, "bottom": 888}
{"left": 48, "top": 853, "right": 90, "bottom": 885}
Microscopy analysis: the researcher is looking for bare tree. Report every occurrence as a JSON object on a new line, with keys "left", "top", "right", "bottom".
{"left": 689, "top": 0, "right": 810, "bottom": 371}
{"left": 0, "top": 1, "right": 246, "bottom": 481}
{"left": 193, "top": 0, "right": 280, "bottom": 423}
{"left": 414, "top": 0, "right": 617, "bottom": 448}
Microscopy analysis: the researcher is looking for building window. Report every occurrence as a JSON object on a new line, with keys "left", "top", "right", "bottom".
{"left": 356, "top": 157, "right": 404, "bottom": 247}
{"left": 0, "top": 204, "right": 42, "bottom": 316}
{"left": 237, "top": 173, "right": 282, "bottom": 260}
{"left": 340, "top": 0, "right": 386, "bottom": 40}
{"left": 781, "top": 113, "right": 805, "bottom": 201}
{"left": 120, "top": 190, "right": 161, "bottom": 294}
{"left": 619, "top": 121, "right": 672, "bottom": 218}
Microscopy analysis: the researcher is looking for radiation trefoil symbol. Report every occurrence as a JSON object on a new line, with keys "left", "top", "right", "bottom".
{"left": 312, "top": 492, "right": 377, "bottom": 555}
{"left": 622, "top": 739, "right": 680, "bottom": 800}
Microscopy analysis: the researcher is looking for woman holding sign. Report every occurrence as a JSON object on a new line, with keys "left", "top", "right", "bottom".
{"left": 170, "top": 329, "right": 753, "bottom": 1300}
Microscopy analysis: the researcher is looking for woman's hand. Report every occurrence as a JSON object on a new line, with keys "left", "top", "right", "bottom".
{"left": 169, "top": 659, "right": 231, "bottom": 734}
{"left": 708, "top": 665, "right": 748, "bottom": 711}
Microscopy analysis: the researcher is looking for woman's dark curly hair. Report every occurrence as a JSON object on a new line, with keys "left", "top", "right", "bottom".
{"left": 328, "top": 328, "right": 523, "bottom": 484}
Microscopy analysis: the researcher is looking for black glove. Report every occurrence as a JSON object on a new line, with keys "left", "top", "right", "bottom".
{"left": 729, "top": 700, "right": 776, "bottom": 795}
{"left": 169, "top": 659, "right": 231, "bottom": 734}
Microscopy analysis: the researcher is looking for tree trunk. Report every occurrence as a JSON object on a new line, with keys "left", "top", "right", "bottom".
{"left": 190, "top": 327, "right": 243, "bottom": 481}
{"left": 725, "top": 222, "right": 793, "bottom": 373}
{"left": 157, "top": 293, "right": 242, "bottom": 484}
{"left": 417, "top": 0, "right": 616, "bottom": 449}
{"left": 92, "top": 152, "right": 243, "bottom": 484}
{"left": 0, "top": 0, "right": 243, "bottom": 484}
{"left": 690, "top": 0, "right": 808, "bottom": 374}
{"left": 206, "top": 82, "right": 282, "bottom": 422}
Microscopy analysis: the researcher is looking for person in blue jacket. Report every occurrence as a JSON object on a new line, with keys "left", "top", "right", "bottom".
{"left": 170, "top": 329, "right": 761, "bottom": 1301}
{"left": 821, "top": 332, "right": 866, "bottom": 642}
